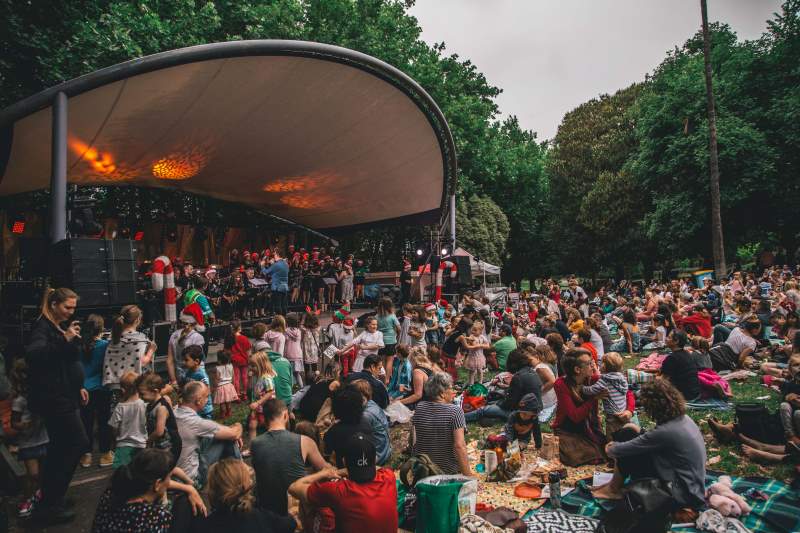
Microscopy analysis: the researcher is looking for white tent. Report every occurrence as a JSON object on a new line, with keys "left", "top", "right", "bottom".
{"left": 453, "top": 247, "right": 501, "bottom": 277}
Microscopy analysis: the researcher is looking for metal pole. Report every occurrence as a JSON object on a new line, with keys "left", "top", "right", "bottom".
{"left": 50, "top": 91, "right": 68, "bottom": 244}
{"left": 449, "top": 194, "right": 456, "bottom": 252}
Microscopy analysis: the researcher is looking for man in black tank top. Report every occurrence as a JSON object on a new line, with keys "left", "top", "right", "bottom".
{"left": 251, "top": 399, "right": 330, "bottom": 516}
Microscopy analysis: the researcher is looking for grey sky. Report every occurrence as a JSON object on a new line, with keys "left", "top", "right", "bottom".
{"left": 409, "top": 0, "right": 781, "bottom": 140}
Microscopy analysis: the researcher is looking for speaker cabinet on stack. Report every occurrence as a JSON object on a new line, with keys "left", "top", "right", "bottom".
{"left": 50, "top": 239, "right": 137, "bottom": 307}
{"left": 451, "top": 255, "right": 473, "bottom": 287}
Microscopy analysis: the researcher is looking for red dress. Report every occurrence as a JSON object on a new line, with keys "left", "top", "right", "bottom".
{"left": 230, "top": 333, "right": 251, "bottom": 397}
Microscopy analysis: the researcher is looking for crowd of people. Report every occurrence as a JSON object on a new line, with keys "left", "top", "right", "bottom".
{"left": 166, "top": 246, "right": 370, "bottom": 321}
{"left": 8, "top": 259, "right": 800, "bottom": 529}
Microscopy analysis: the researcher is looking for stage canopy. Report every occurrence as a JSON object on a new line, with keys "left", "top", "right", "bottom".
{"left": 0, "top": 40, "right": 456, "bottom": 232}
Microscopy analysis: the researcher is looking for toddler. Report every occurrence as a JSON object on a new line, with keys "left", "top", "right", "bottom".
{"left": 464, "top": 323, "right": 489, "bottom": 385}
{"left": 10, "top": 359, "right": 48, "bottom": 518}
{"left": 284, "top": 313, "right": 304, "bottom": 387}
{"left": 581, "top": 352, "right": 630, "bottom": 437}
{"left": 213, "top": 349, "right": 238, "bottom": 419}
{"left": 109, "top": 371, "right": 147, "bottom": 468}
{"left": 408, "top": 306, "right": 428, "bottom": 349}
{"left": 301, "top": 313, "right": 322, "bottom": 382}
{"left": 227, "top": 320, "right": 251, "bottom": 400}
{"left": 265, "top": 315, "right": 287, "bottom": 355}
{"left": 243, "top": 351, "right": 277, "bottom": 455}
{"left": 388, "top": 344, "right": 412, "bottom": 399}
{"left": 502, "top": 393, "right": 542, "bottom": 449}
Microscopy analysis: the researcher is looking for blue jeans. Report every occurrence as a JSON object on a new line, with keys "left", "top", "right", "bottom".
{"left": 713, "top": 325, "right": 731, "bottom": 345}
{"left": 465, "top": 403, "right": 510, "bottom": 423}
{"left": 197, "top": 437, "right": 241, "bottom": 487}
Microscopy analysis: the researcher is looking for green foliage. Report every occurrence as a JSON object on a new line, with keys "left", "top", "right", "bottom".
{"left": 455, "top": 194, "right": 509, "bottom": 266}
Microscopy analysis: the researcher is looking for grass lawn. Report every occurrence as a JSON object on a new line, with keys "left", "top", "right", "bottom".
{"left": 215, "top": 354, "right": 796, "bottom": 482}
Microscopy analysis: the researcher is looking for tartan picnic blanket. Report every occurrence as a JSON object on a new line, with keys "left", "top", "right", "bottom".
{"left": 685, "top": 398, "right": 732, "bottom": 411}
{"left": 528, "top": 473, "right": 800, "bottom": 533}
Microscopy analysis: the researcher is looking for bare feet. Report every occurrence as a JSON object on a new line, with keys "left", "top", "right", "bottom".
{"left": 591, "top": 483, "right": 624, "bottom": 500}
{"left": 739, "top": 434, "right": 787, "bottom": 455}
{"left": 742, "top": 444, "right": 786, "bottom": 464}
{"left": 707, "top": 418, "right": 736, "bottom": 444}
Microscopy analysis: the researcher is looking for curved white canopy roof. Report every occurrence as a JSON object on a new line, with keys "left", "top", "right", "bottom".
{"left": 0, "top": 40, "right": 456, "bottom": 231}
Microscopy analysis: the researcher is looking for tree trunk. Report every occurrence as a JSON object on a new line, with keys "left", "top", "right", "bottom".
{"left": 700, "top": 0, "right": 727, "bottom": 279}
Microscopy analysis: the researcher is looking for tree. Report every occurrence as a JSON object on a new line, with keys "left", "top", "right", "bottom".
{"left": 700, "top": 0, "right": 727, "bottom": 278}
{"left": 455, "top": 194, "right": 509, "bottom": 266}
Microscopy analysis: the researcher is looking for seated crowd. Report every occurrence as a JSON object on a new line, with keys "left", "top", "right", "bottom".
{"left": 12, "top": 263, "right": 800, "bottom": 528}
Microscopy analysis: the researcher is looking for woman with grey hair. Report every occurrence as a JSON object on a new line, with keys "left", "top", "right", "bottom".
{"left": 410, "top": 372, "right": 472, "bottom": 475}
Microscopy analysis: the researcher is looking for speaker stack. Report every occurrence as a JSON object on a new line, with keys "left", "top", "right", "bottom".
{"left": 50, "top": 238, "right": 138, "bottom": 307}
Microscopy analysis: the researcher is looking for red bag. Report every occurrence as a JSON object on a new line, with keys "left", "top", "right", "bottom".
{"left": 462, "top": 393, "right": 487, "bottom": 413}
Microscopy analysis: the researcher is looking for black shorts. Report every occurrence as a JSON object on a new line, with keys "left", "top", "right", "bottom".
{"left": 379, "top": 343, "right": 397, "bottom": 357}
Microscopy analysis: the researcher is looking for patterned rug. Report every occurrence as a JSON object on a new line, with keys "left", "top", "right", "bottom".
{"left": 528, "top": 473, "right": 800, "bottom": 533}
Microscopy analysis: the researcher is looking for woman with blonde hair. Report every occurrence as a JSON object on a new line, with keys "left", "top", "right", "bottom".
{"left": 26, "top": 287, "right": 86, "bottom": 524}
{"left": 397, "top": 346, "right": 435, "bottom": 409}
{"left": 193, "top": 459, "right": 296, "bottom": 532}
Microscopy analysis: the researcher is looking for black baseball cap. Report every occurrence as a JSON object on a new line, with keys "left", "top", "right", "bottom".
{"left": 343, "top": 433, "right": 376, "bottom": 483}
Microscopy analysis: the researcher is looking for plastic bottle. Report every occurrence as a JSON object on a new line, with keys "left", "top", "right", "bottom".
{"left": 549, "top": 471, "right": 562, "bottom": 509}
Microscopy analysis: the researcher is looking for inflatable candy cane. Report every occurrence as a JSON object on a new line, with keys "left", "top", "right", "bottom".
{"left": 435, "top": 260, "right": 458, "bottom": 301}
{"left": 151, "top": 256, "right": 177, "bottom": 322}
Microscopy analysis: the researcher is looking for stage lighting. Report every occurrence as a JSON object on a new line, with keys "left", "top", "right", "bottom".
{"left": 416, "top": 249, "right": 423, "bottom": 256}
{"left": 441, "top": 248, "right": 449, "bottom": 256}
{"left": 134, "top": 231, "right": 144, "bottom": 241}
{"left": 9, "top": 214, "right": 26, "bottom": 234}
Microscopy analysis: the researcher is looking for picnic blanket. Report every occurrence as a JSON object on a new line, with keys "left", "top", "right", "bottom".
{"left": 686, "top": 398, "right": 732, "bottom": 411}
{"left": 635, "top": 352, "right": 668, "bottom": 372}
{"left": 528, "top": 473, "right": 800, "bottom": 533}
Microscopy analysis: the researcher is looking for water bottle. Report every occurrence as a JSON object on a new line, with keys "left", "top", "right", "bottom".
{"left": 549, "top": 471, "right": 562, "bottom": 509}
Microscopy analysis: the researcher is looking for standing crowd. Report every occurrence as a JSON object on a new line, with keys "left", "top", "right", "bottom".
{"left": 10, "top": 257, "right": 800, "bottom": 529}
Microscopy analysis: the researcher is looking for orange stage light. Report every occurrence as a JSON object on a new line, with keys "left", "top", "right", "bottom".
{"left": 151, "top": 149, "right": 208, "bottom": 180}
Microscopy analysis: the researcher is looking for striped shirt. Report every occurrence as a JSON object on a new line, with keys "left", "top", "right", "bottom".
{"left": 412, "top": 401, "right": 466, "bottom": 474}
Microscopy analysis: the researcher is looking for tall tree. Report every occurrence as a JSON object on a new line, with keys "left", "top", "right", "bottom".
{"left": 700, "top": 0, "right": 727, "bottom": 278}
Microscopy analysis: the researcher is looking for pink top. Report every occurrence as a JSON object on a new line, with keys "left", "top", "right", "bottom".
{"left": 284, "top": 327, "right": 302, "bottom": 361}
{"left": 265, "top": 330, "right": 285, "bottom": 356}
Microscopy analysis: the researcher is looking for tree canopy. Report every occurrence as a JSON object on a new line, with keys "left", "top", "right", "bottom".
{"left": 2, "top": 0, "right": 799, "bottom": 277}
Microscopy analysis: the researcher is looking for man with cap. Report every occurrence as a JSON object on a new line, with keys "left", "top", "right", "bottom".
{"left": 289, "top": 432, "right": 398, "bottom": 533}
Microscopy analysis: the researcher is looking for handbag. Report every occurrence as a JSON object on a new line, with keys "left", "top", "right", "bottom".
{"left": 596, "top": 478, "right": 674, "bottom": 533}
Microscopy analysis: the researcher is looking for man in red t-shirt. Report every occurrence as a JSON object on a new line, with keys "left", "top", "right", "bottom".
{"left": 289, "top": 433, "right": 398, "bottom": 533}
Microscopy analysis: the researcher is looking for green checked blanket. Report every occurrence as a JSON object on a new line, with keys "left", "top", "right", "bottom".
{"left": 528, "top": 473, "right": 800, "bottom": 533}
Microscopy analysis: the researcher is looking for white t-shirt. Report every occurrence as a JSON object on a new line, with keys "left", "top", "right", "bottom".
{"left": 352, "top": 330, "right": 385, "bottom": 372}
{"left": 175, "top": 405, "right": 221, "bottom": 480}
{"left": 12, "top": 396, "right": 48, "bottom": 449}
{"left": 109, "top": 398, "right": 147, "bottom": 449}
{"left": 535, "top": 363, "right": 557, "bottom": 409}
{"left": 590, "top": 329, "right": 605, "bottom": 359}
{"left": 169, "top": 329, "right": 205, "bottom": 369}
{"left": 216, "top": 363, "right": 233, "bottom": 386}
{"left": 725, "top": 327, "right": 757, "bottom": 355}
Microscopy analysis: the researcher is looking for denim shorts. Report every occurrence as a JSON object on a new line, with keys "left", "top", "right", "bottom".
{"left": 18, "top": 443, "right": 47, "bottom": 461}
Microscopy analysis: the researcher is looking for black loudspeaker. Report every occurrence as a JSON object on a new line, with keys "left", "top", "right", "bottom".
{"left": 150, "top": 322, "right": 174, "bottom": 359}
{"left": 50, "top": 239, "right": 137, "bottom": 307}
{"left": 19, "top": 238, "right": 49, "bottom": 278}
{"left": 451, "top": 255, "right": 473, "bottom": 286}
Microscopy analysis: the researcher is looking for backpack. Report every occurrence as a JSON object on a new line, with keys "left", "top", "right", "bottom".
{"left": 735, "top": 403, "right": 784, "bottom": 445}
{"left": 399, "top": 453, "right": 444, "bottom": 488}
{"left": 596, "top": 478, "right": 674, "bottom": 533}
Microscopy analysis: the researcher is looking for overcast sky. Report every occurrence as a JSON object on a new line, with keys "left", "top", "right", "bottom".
{"left": 409, "top": 0, "right": 781, "bottom": 140}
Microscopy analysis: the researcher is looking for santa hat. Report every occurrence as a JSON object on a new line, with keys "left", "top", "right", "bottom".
{"left": 424, "top": 303, "right": 436, "bottom": 312}
{"left": 504, "top": 307, "right": 514, "bottom": 315}
{"left": 343, "top": 318, "right": 355, "bottom": 329}
{"left": 180, "top": 303, "right": 205, "bottom": 332}
{"left": 251, "top": 252, "right": 259, "bottom": 261}
{"left": 334, "top": 309, "right": 350, "bottom": 321}
{"left": 439, "top": 299, "right": 448, "bottom": 307}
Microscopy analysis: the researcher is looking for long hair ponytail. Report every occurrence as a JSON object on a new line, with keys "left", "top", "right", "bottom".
{"left": 39, "top": 287, "right": 78, "bottom": 324}
{"left": 112, "top": 305, "right": 142, "bottom": 344}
